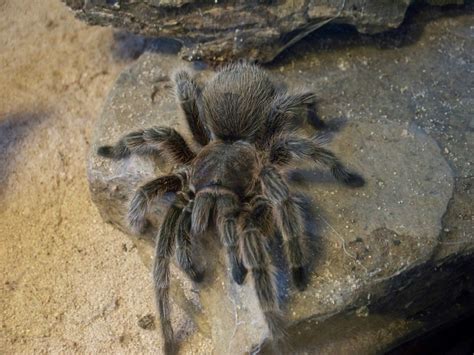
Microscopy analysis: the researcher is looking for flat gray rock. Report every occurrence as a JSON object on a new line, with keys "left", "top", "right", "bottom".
{"left": 89, "top": 54, "right": 455, "bottom": 353}
{"left": 62, "top": 0, "right": 464, "bottom": 63}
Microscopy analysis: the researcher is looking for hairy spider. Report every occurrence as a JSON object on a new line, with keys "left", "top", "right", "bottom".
{"left": 97, "top": 63, "right": 364, "bottom": 354}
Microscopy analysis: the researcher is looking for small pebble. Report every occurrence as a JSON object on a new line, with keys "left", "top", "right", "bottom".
{"left": 137, "top": 314, "right": 155, "bottom": 330}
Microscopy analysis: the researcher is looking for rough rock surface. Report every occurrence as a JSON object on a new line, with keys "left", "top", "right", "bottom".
{"left": 88, "top": 6, "right": 474, "bottom": 349}
{"left": 62, "top": 0, "right": 464, "bottom": 63}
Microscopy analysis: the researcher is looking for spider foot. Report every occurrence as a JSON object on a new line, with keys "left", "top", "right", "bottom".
{"left": 97, "top": 145, "right": 115, "bottom": 158}
{"left": 164, "top": 338, "right": 178, "bottom": 355}
{"left": 232, "top": 262, "right": 248, "bottom": 285}
{"left": 187, "top": 267, "right": 205, "bottom": 283}
{"left": 309, "top": 113, "right": 327, "bottom": 130}
{"left": 291, "top": 266, "right": 308, "bottom": 291}
{"left": 343, "top": 173, "right": 365, "bottom": 188}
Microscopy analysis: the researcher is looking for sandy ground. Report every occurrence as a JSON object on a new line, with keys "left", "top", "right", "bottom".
{"left": 0, "top": 1, "right": 200, "bottom": 353}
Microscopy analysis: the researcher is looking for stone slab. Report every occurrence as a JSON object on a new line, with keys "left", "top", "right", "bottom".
{"left": 88, "top": 50, "right": 461, "bottom": 352}
{"left": 62, "top": 0, "right": 465, "bottom": 63}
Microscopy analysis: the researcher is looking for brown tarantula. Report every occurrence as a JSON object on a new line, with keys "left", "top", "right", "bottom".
{"left": 98, "top": 63, "right": 364, "bottom": 353}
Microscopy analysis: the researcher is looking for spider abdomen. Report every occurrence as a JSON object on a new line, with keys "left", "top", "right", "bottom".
{"left": 200, "top": 63, "right": 276, "bottom": 142}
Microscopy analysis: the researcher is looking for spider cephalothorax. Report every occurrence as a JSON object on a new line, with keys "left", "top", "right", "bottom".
{"left": 98, "top": 63, "right": 364, "bottom": 354}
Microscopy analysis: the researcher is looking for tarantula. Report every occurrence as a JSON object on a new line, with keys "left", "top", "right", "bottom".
{"left": 98, "top": 63, "right": 364, "bottom": 354}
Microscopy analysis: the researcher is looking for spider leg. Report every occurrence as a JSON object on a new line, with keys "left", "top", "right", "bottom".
{"left": 306, "top": 100, "right": 327, "bottom": 130}
{"left": 215, "top": 191, "right": 247, "bottom": 285}
{"left": 175, "top": 199, "right": 204, "bottom": 282}
{"left": 128, "top": 173, "right": 185, "bottom": 234}
{"left": 281, "top": 92, "right": 326, "bottom": 130}
{"left": 174, "top": 70, "right": 211, "bottom": 146}
{"left": 241, "top": 197, "right": 286, "bottom": 339}
{"left": 153, "top": 194, "right": 187, "bottom": 355}
{"left": 97, "top": 127, "right": 195, "bottom": 164}
{"left": 260, "top": 167, "right": 309, "bottom": 290}
{"left": 264, "top": 91, "right": 325, "bottom": 141}
{"left": 269, "top": 134, "right": 365, "bottom": 188}
{"left": 190, "top": 190, "right": 218, "bottom": 236}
